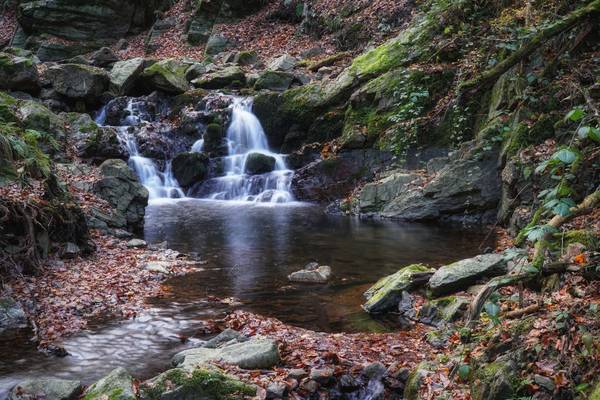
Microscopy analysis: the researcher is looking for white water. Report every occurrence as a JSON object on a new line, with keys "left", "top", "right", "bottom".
{"left": 205, "top": 98, "right": 294, "bottom": 203}
{"left": 96, "top": 100, "right": 185, "bottom": 200}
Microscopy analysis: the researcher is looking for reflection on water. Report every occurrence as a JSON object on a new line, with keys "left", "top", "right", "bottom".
{"left": 0, "top": 200, "right": 493, "bottom": 394}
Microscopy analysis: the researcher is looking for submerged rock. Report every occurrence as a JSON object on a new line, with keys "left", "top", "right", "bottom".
{"left": 363, "top": 264, "right": 434, "bottom": 314}
{"left": 0, "top": 297, "right": 28, "bottom": 332}
{"left": 83, "top": 367, "right": 135, "bottom": 400}
{"left": 428, "top": 253, "right": 508, "bottom": 297}
{"left": 172, "top": 337, "right": 280, "bottom": 370}
{"left": 244, "top": 152, "right": 276, "bottom": 175}
{"left": 8, "top": 378, "right": 82, "bottom": 400}
{"left": 288, "top": 263, "right": 332, "bottom": 283}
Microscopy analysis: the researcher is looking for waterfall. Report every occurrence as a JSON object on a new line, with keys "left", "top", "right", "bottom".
{"left": 203, "top": 97, "right": 294, "bottom": 203}
{"left": 96, "top": 99, "right": 185, "bottom": 201}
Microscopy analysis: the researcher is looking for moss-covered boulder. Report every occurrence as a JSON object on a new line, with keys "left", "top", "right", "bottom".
{"left": 363, "top": 264, "right": 434, "bottom": 313}
{"left": 8, "top": 378, "right": 81, "bottom": 400}
{"left": 244, "top": 152, "right": 276, "bottom": 175}
{"left": 0, "top": 91, "right": 20, "bottom": 124}
{"left": 109, "top": 58, "right": 145, "bottom": 96}
{"left": 83, "top": 367, "right": 135, "bottom": 400}
{"left": 63, "top": 113, "right": 124, "bottom": 160}
{"left": 141, "top": 59, "right": 191, "bottom": 94}
{"left": 419, "top": 295, "right": 470, "bottom": 325}
{"left": 0, "top": 51, "right": 39, "bottom": 93}
{"left": 192, "top": 66, "right": 246, "bottom": 89}
{"left": 17, "top": 100, "right": 67, "bottom": 152}
{"left": 254, "top": 71, "right": 294, "bottom": 91}
{"left": 140, "top": 367, "right": 256, "bottom": 400}
{"left": 172, "top": 152, "right": 209, "bottom": 187}
{"left": 403, "top": 362, "right": 431, "bottom": 400}
{"left": 470, "top": 359, "right": 516, "bottom": 400}
{"left": 45, "top": 64, "right": 109, "bottom": 102}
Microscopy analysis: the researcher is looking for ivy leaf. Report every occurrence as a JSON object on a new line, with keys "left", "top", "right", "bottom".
{"left": 525, "top": 225, "right": 558, "bottom": 242}
{"left": 484, "top": 302, "right": 501, "bottom": 325}
{"left": 458, "top": 364, "right": 471, "bottom": 381}
{"left": 565, "top": 108, "right": 585, "bottom": 122}
{"left": 551, "top": 148, "right": 578, "bottom": 164}
{"left": 578, "top": 126, "right": 600, "bottom": 142}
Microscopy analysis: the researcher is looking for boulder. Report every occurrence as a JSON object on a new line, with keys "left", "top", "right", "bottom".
{"left": 244, "top": 152, "right": 276, "bottom": 175}
{"left": 288, "top": 263, "right": 332, "bottom": 283}
{"left": 141, "top": 59, "right": 190, "bottom": 94}
{"left": 254, "top": 71, "right": 295, "bottom": 91}
{"left": 94, "top": 159, "right": 149, "bottom": 232}
{"left": 127, "top": 239, "right": 147, "bottom": 248}
{"left": 205, "top": 33, "right": 235, "bottom": 55}
{"left": 8, "top": 378, "right": 81, "bottom": 400}
{"left": 18, "top": 100, "right": 66, "bottom": 142}
{"left": 140, "top": 367, "right": 256, "bottom": 400}
{"left": 192, "top": 66, "right": 246, "bottom": 89}
{"left": 83, "top": 367, "right": 135, "bottom": 400}
{"left": 171, "top": 152, "right": 209, "bottom": 187}
{"left": 471, "top": 358, "right": 516, "bottom": 400}
{"left": 172, "top": 337, "right": 280, "bottom": 370}
{"left": 234, "top": 51, "right": 258, "bottom": 66}
{"left": 363, "top": 264, "right": 434, "bottom": 314}
{"left": 0, "top": 52, "right": 39, "bottom": 92}
{"left": 419, "top": 296, "right": 470, "bottom": 325}
{"left": 204, "top": 329, "right": 248, "bottom": 348}
{"left": 63, "top": 113, "right": 124, "bottom": 160}
{"left": 359, "top": 172, "right": 419, "bottom": 213}
{"left": 45, "top": 64, "right": 109, "bottom": 102}
{"left": 89, "top": 47, "right": 119, "bottom": 67}
{"left": 268, "top": 54, "right": 297, "bottom": 71}
{"left": 428, "top": 253, "right": 508, "bottom": 297}
{"left": 109, "top": 58, "right": 145, "bottom": 95}
{"left": 0, "top": 297, "right": 27, "bottom": 332}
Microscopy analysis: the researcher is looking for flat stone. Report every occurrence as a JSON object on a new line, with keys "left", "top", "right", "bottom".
{"left": 268, "top": 54, "right": 297, "bottom": 71}
{"left": 288, "top": 265, "right": 332, "bottom": 283}
{"left": 310, "top": 367, "right": 335, "bottom": 385}
{"left": 534, "top": 374, "right": 555, "bottom": 392}
{"left": 127, "top": 239, "right": 147, "bottom": 248}
{"left": 8, "top": 378, "right": 82, "bottom": 400}
{"left": 266, "top": 381, "right": 288, "bottom": 399}
{"left": 144, "top": 261, "right": 172, "bottom": 274}
{"left": 203, "top": 329, "right": 248, "bottom": 349}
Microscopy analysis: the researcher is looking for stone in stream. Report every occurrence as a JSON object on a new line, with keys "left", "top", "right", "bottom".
{"left": 203, "top": 328, "right": 248, "bottom": 349}
{"left": 83, "top": 367, "right": 136, "bottom": 400}
{"left": 109, "top": 58, "right": 145, "bottom": 96}
{"left": 288, "top": 263, "right": 332, "bottom": 283}
{"left": 172, "top": 337, "right": 280, "bottom": 370}
{"left": 8, "top": 378, "right": 82, "bottom": 400}
{"left": 362, "top": 264, "right": 434, "bottom": 314}
{"left": 141, "top": 59, "right": 191, "bottom": 94}
{"left": 244, "top": 152, "right": 277, "bottom": 175}
{"left": 171, "top": 151, "right": 209, "bottom": 187}
{"left": 0, "top": 297, "right": 28, "bottom": 332}
{"left": 428, "top": 253, "right": 508, "bottom": 297}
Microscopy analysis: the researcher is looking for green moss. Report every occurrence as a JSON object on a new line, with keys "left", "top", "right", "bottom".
{"left": 557, "top": 230, "right": 599, "bottom": 250}
{"left": 590, "top": 381, "right": 600, "bottom": 400}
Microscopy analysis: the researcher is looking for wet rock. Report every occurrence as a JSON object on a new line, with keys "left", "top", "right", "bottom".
{"left": 0, "top": 51, "right": 39, "bottom": 93}
{"left": 60, "top": 242, "right": 81, "bottom": 259}
{"left": 64, "top": 113, "right": 124, "bottom": 160}
{"left": 363, "top": 363, "right": 387, "bottom": 380}
{"left": 339, "top": 374, "right": 360, "bottom": 392}
{"left": 428, "top": 253, "right": 508, "bottom": 297}
{"left": 83, "top": 367, "right": 136, "bottom": 400}
{"left": 89, "top": 47, "right": 118, "bottom": 67}
{"left": 244, "top": 152, "right": 276, "bottom": 175}
{"left": 192, "top": 66, "right": 246, "bottom": 89}
{"left": 45, "top": 64, "right": 109, "bottom": 103}
{"left": 109, "top": 58, "right": 145, "bottom": 96}
{"left": 127, "top": 239, "right": 147, "bottom": 248}
{"left": 266, "top": 381, "right": 288, "bottom": 399}
{"left": 141, "top": 59, "right": 191, "bottom": 94}
{"left": 8, "top": 378, "right": 82, "bottom": 400}
{"left": 310, "top": 367, "right": 335, "bottom": 385}
{"left": 171, "top": 151, "right": 209, "bottom": 187}
{"left": 173, "top": 337, "right": 280, "bottom": 370}
{"left": 141, "top": 367, "right": 256, "bottom": 400}
{"left": 288, "top": 369, "right": 308, "bottom": 380}
{"left": 363, "top": 264, "right": 434, "bottom": 314}
{"left": 359, "top": 172, "right": 419, "bottom": 213}
{"left": 203, "top": 329, "right": 248, "bottom": 349}
{"left": 268, "top": 54, "right": 297, "bottom": 71}
{"left": 288, "top": 263, "right": 332, "bottom": 283}
{"left": 0, "top": 297, "right": 28, "bottom": 332}
{"left": 254, "top": 70, "right": 295, "bottom": 91}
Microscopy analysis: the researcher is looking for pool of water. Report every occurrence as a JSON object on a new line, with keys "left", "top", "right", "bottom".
{"left": 0, "top": 200, "right": 493, "bottom": 394}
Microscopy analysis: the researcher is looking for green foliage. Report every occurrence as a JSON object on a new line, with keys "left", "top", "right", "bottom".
{"left": 484, "top": 301, "right": 501, "bottom": 325}
{"left": 458, "top": 364, "right": 471, "bottom": 381}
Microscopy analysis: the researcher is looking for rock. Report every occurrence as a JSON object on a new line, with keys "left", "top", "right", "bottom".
{"left": 244, "top": 152, "right": 276, "bottom": 175}
{"left": 266, "top": 381, "right": 288, "bottom": 399}
{"left": 268, "top": 54, "right": 297, "bottom": 71}
{"left": 144, "top": 261, "right": 172, "bottom": 274}
{"left": 234, "top": 51, "right": 258, "bottom": 66}
{"left": 64, "top": 113, "right": 124, "bottom": 160}
{"left": 404, "top": 363, "right": 429, "bottom": 400}
{"left": 254, "top": 71, "right": 294, "bottom": 91}
{"left": 127, "top": 239, "right": 147, "bottom": 248}
{"left": 140, "top": 367, "right": 256, "bottom": 400}
{"left": 339, "top": 374, "right": 360, "bottom": 392}
{"left": 205, "top": 33, "right": 236, "bottom": 55}
{"left": 288, "top": 369, "right": 308, "bottom": 380}
{"left": 141, "top": 59, "right": 190, "bottom": 94}
{"left": 172, "top": 337, "right": 280, "bottom": 370}
{"left": 171, "top": 152, "right": 209, "bottom": 187}
{"left": 60, "top": 242, "right": 80, "bottom": 259}
{"left": 534, "top": 374, "right": 555, "bottom": 392}
{"left": 18, "top": 100, "right": 66, "bottom": 144}
{"left": 0, "top": 51, "right": 39, "bottom": 92}
{"left": 83, "top": 367, "right": 136, "bottom": 400}
{"left": 184, "top": 63, "right": 207, "bottom": 81}
{"left": 89, "top": 47, "right": 118, "bottom": 67}
{"left": 288, "top": 264, "right": 332, "bottom": 283}
{"left": 363, "top": 363, "right": 387, "bottom": 380}
{"left": 397, "top": 291, "right": 416, "bottom": 319}
{"left": 0, "top": 297, "right": 27, "bottom": 332}
{"left": 362, "top": 264, "right": 434, "bottom": 314}
{"left": 300, "top": 379, "right": 319, "bottom": 393}
{"left": 359, "top": 172, "right": 419, "bottom": 213}
{"left": 94, "top": 159, "right": 149, "bottom": 232}
{"left": 204, "top": 329, "right": 248, "bottom": 349}
{"left": 8, "top": 378, "right": 81, "bottom": 400}
{"left": 109, "top": 58, "right": 145, "bottom": 96}
{"left": 419, "top": 296, "right": 470, "bottom": 325}
{"left": 310, "top": 368, "right": 335, "bottom": 385}
{"left": 428, "top": 253, "right": 508, "bottom": 297}
{"left": 426, "top": 156, "right": 448, "bottom": 175}
{"left": 192, "top": 66, "right": 246, "bottom": 89}
{"left": 100, "top": 159, "right": 137, "bottom": 181}
{"left": 45, "top": 64, "right": 109, "bottom": 102}
{"left": 471, "top": 359, "right": 516, "bottom": 400}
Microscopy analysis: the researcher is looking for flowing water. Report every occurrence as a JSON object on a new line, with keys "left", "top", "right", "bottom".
{"left": 0, "top": 201, "right": 493, "bottom": 394}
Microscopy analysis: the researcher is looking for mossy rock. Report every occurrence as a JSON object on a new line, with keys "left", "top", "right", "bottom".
{"left": 0, "top": 51, "right": 39, "bottom": 93}
{"left": 83, "top": 367, "right": 135, "bottom": 400}
{"left": 590, "top": 381, "right": 600, "bottom": 400}
{"left": 140, "top": 367, "right": 256, "bottom": 400}
{"left": 254, "top": 70, "right": 294, "bottom": 91}
{"left": 470, "top": 359, "right": 516, "bottom": 400}
{"left": 141, "top": 59, "right": 191, "bottom": 94}
{"left": 363, "top": 264, "right": 434, "bottom": 313}
{"left": 192, "top": 66, "right": 246, "bottom": 90}
{"left": 404, "top": 362, "right": 431, "bottom": 400}
{"left": 45, "top": 64, "right": 109, "bottom": 101}
{"left": 172, "top": 152, "right": 209, "bottom": 187}
{"left": 0, "top": 91, "right": 20, "bottom": 124}
{"left": 18, "top": 100, "right": 66, "bottom": 142}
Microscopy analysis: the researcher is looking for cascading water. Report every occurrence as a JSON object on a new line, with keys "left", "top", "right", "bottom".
{"left": 203, "top": 97, "right": 294, "bottom": 203}
{"left": 96, "top": 100, "right": 185, "bottom": 200}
